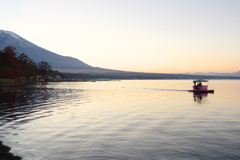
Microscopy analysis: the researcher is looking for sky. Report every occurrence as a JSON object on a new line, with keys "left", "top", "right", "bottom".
{"left": 1, "top": 0, "right": 240, "bottom": 73}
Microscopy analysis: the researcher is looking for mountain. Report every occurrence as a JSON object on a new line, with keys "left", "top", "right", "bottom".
{"left": 1, "top": 30, "right": 239, "bottom": 79}
{"left": 0, "top": 30, "right": 93, "bottom": 69}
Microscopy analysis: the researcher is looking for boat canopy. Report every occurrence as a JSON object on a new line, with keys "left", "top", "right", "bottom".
{"left": 193, "top": 79, "right": 208, "bottom": 83}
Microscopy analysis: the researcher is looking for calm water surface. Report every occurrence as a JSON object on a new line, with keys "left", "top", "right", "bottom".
{"left": 0, "top": 80, "right": 240, "bottom": 160}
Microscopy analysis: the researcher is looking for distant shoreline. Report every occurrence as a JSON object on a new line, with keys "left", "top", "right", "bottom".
{"left": 0, "top": 141, "right": 22, "bottom": 160}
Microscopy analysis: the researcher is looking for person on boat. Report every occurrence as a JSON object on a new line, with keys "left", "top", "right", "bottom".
{"left": 194, "top": 82, "right": 198, "bottom": 89}
{"left": 195, "top": 82, "right": 201, "bottom": 89}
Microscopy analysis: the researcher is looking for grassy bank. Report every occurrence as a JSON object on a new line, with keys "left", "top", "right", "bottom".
{"left": 0, "top": 141, "right": 22, "bottom": 160}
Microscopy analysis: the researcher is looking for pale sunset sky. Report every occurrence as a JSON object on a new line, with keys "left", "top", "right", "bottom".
{"left": 1, "top": 0, "right": 240, "bottom": 73}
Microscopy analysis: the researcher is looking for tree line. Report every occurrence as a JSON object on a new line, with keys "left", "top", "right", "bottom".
{"left": 0, "top": 46, "right": 64, "bottom": 79}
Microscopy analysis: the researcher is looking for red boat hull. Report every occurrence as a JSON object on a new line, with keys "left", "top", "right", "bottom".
{"left": 188, "top": 90, "right": 214, "bottom": 93}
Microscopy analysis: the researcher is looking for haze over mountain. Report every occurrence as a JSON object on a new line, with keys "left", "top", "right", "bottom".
{"left": 0, "top": 30, "right": 93, "bottom": 69}
{"left": 181, "top": 71, "right": 240, "bottom": 77}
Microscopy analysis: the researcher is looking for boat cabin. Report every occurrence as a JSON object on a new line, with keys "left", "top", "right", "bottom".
{"left": 193, "top": 79, "right": 208, "bottom": 91}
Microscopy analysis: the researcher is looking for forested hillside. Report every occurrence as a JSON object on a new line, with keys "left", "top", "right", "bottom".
{"left": 0, "top": 46, "right": 64, "bottom": 81}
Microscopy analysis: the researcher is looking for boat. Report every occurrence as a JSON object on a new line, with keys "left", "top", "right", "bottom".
{"left": 188, "top": 79, "right": 214, "bottom": 93}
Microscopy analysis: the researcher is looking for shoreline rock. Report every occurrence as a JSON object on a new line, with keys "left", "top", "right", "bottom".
{"left": 0, "top": 141, "right": 22, "bottom": 160}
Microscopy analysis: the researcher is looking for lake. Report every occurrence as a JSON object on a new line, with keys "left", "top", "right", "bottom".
{"left": 0, "top": 80, "right": 240, "bottom": 160}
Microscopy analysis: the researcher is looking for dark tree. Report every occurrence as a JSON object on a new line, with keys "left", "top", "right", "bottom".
{"left": 1, "top": 46, "right": 18, "bottom": 69}
{"left": 0, "top": 46, "right": 19, "bottom": 77}
{"left": 17, "top": 53, "right": 37, "bottom": 77}
{"left": 3, "top": 46, "right": 18, "bottom": 58}
{"left": 37, "top": 61, "right": 52, "bottom": 76}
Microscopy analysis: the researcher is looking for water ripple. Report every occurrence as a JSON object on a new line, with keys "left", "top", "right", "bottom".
{"left": 0, "top": 80, "right": 240, "bottom": 160}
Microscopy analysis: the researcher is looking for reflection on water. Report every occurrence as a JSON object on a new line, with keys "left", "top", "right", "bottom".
{"left": 0, "top": 83, "right": 50, "bottom": 128}
{"left": 193, "top": 92, "right": 210, "bottom": 104}
{"left": 0, "top": 80, "right": 240, "bottom": 160}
